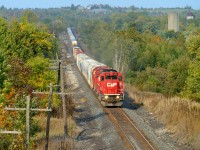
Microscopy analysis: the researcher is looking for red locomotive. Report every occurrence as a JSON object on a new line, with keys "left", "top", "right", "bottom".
{"left": 67, "top": 28, "right": 124, "bottom": 107}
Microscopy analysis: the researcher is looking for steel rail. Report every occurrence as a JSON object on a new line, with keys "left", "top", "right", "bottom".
{"left": 105, "top": 108, "right": 157, "bottom": 150}
{"left": 120, "top": 109, "right": 156, "bottom": 150}
{"left": 110, "top": 110, "right": 137, "bottom": 150}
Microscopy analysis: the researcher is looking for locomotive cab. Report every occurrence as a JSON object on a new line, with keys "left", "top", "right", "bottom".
{"left": 98, "top": 69, "right": 124, "bottom": 106}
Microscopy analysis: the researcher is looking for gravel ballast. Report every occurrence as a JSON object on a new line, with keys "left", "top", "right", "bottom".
{"left": 63, "top": 34, "right": 190, "bottom": 150}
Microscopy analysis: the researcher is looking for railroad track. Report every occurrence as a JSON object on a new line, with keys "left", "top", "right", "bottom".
{"left": 65, "top": 32, "right": 158, "bottom": 150}
{"left": 104, "top": 107, "right": 157, "bottom": 150}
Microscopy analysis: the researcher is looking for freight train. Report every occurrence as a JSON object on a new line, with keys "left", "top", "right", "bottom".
{"left": 67, "top": 28, "right": 124, "bottom": 107}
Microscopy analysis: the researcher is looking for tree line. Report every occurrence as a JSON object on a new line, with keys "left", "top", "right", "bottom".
{"left": 0, "top": 6, "right": 200, "bottom": 148}
{"left": 0, "top": 11, "right": 59, "bottom": 149}
{"left": 75, "top": 11, "right": 200, "bottom": 101}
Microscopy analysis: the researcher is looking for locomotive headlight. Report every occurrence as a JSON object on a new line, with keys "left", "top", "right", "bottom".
{"left": 105, "top": 95, "right": 108, "bottom": 99}
{"left": 116, "top": 96, "right": 120, "bottom": 99}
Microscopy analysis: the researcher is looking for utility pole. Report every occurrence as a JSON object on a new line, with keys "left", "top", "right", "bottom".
{"left": 26, "top": 96, "right": 30, "bottom": 149}
{"left": 32, "top": 84, "right": 55, "bottom": 150}
{"left": 57, "top": 62, "right": 61, "bottom": 92}
{"left": 45, "top": 83, "right": 53, "bottom": 150}
{"left": 50, "top": 59, "right": 68, "bottom": 137}
{"left": 36, "top": 59, "right": 68, "bottom": 149}
{"left": 3, "top": 96, "right": 52, "bottom": 150}
{"left": 33, "top": 83, "right": 71, "bottom": 150}
{"left": 60, "top": 62, "right": 68, "bottom": 137}
{"left": 1, "top": 58, "right": 69, "bottom": 149}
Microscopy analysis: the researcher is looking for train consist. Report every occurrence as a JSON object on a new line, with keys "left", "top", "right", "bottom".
{"left": 67, "top": 28, "right": 124, "bottom": 107}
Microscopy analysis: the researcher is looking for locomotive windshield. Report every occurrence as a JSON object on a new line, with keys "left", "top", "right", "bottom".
{"left": 101, "top": 69, "right": 117, "bottom": 73}
{"left": 105, "top": 75, "right": 117, "bottom": 80}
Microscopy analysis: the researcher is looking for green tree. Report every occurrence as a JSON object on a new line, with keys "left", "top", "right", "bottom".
{"left": 183, "top": 29, "right": 200, "bottom": 101}
{"left": 0, "top": 16, "right": 58, "bottom": 148}
{"left": 52, "top": 17, "right": 65, "bottom": 34}
{"left": 2, "top": 19, "right": 53, "bottom": 61}
{"left": 0, "top": 51, "right": 5, "bottom": 89}
{"left": 135, "top": 67, "right": 168, "bottom": 92}
{"left": 0, "top": 17, "right": 8, "bottom": 42}
{"left": 4, "top": 57, "right": 31, "bottom": 90}
{"left": 21, "top": 10, "right": 38, "bottom": 23}
{"left": 26, "top": 56, "right": 56, "bottom": 90}
{"left": 165, "top": 56, "right": 189, "bottom": 95}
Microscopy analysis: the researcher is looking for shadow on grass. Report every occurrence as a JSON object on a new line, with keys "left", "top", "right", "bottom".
{"left": 122, "top": 91, "right": 143, "bottom": 110}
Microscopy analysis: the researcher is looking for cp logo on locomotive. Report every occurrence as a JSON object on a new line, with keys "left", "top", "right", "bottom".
{"left": 107, "top": 83, "right": 117, "bottom": 87}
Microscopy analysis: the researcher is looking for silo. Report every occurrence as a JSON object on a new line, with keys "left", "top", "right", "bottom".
{"left": 168, "top": 12, "right": 179, "bottom": 32}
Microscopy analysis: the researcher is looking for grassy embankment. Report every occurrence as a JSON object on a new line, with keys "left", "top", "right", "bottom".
{"left": 126, "top": 85, "right": 200, "bottom": 149}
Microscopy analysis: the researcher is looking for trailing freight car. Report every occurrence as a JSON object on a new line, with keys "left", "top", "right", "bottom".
{"left": 67, "top": 28, "right": 78, "bottom": 47}
{"left": 73, "top": 46, "right": 84, "bottom": 61}
{"left": 67, "top": 28, "right": 124, "bottom": 107}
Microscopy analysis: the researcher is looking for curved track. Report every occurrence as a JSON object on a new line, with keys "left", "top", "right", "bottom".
{"left": 66, "top": 32, "right": 158, "bottom": 150}
{"left": 104, "top": 107, "right": 157, "bottom": 150}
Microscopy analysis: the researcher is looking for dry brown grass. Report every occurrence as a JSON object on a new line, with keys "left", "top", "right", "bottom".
{"left": 33, "top": 114, "right": 77, "bottom": 150}
{"left": 35, "top": 138, "right": 74, "bottom": 150}
{"left": 33, "top": 114, "right": 64, "bottom": 139}
{"left": 33, "top": 95, "right": 77, "bottom": 150}
{"left": 126, "top": 85, "right": 200, "bottom": 149}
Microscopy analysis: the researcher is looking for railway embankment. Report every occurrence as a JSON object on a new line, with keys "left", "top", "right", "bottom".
{"left": 126, "top": 85, "right": 200, "bottom": 150}
{"left": 69, "top": 31, "right": 193, "bottom": 149}
{"left": 66, "top": 31, "right": 192, "bottom": 149}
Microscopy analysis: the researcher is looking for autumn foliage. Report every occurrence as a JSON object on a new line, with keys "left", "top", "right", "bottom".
{"left": 0, "top": 12, "right": 57, "bottom": 148}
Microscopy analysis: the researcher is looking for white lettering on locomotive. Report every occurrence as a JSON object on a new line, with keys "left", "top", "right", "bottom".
{"left": 107, "top": 83, "right": 117, "bottom": 87}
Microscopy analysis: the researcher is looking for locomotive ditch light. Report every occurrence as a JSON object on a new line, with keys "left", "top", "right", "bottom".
{"left": 105, "top": 95, "right": 109, "bottom": 99}
{"left": 116, "top": 96, "right": 120, "bottom": 99}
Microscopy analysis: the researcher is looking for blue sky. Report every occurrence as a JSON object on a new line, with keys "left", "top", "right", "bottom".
{"left": 0, "top": 0, "right": 199, "bottom": 10}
